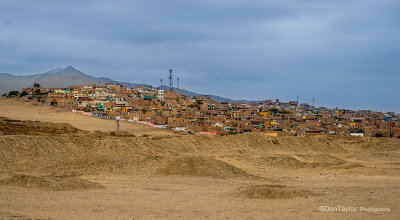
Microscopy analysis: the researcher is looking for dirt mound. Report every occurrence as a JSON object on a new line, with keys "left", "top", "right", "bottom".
{"left": 258, "top": 153, "right": 362, "bottom": 169}
{"left": 0, "top": 117, "right": 81, "bottom": 135}
{"left": 239, "top": 184, "right": 315, "bottom": 199}
{"left": 0, "top": 130, "right": 396, "bottom": 176}
{"left": 158, "top": 156, "right": 258, "bottom": 179}
{"left": 109, "top": 131, "right": 136, "bottom": 137}
{"left": 295, "top": 153, "right": 353, "bottom": 167}
{"left": 46, "top": 157, "right": 146, "bottom": 176}
{"left": 0, "top": 174, "right": 103, "bottom": 191}
{"left": 259, "top": 155, "right": 308, "bottom": 168}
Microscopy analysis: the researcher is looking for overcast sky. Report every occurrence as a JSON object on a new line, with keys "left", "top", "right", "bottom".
{"left": 0, "top": 0, "right": 399, "bottom": 112}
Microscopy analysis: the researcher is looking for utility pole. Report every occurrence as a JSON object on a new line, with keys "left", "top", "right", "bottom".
{"left": 168, "top": 69, "right": 173, "bottom": 91}
{"left": 116, "top": 116, "right": 120, "bottom": 132}
{"left": 296, "top": 96, "right": 299, "bottom": 106}
{"left": 160, "top": 79, "right": 163, "bottom": 88}
{"left": 177, "top": 77, "right": 180, "bottom": 90}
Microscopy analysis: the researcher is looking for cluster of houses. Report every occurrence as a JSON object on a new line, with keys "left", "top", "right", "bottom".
{"left": 22, "top": 83, "right": 399, "bottom": 137}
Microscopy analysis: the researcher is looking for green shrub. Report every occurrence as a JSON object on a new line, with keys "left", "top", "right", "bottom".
{"left": 375, "top": 132, "right": 383, "bottom": 137}
{"left": 19, "top": 91, "right": 28, "bottom": 97}
{"left": 7, "top": 91, "right": 20, "bottom": 97}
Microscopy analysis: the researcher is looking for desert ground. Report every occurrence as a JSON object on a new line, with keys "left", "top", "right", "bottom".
{"left": 0, "top": 98, "right": 399, "bottom": 219}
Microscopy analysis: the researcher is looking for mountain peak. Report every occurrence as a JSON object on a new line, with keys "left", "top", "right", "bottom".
{"left": 64, "top": 66, "right": 77, "bottom": 71}
{"left": 0, "top": 67, "right": 144, "bottom": 94}
{"left": 59, "top": 66, "right": 86, "bottom": 76}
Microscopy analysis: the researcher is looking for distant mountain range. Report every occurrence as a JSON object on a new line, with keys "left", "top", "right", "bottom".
{"left": 0, "top": 66, "right": 145, "bottom": 95}
{"left": 0, "top": 66, "right": 262, "bottom": 103}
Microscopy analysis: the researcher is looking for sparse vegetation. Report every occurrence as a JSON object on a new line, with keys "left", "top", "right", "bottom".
{"left": 19, "top": 91, "right": 28, "bottom": 97}
{"left": 354, "top": 128, "right": 364, "bottom": 133}
{"left": 268, "top": 108, "right": 291, "bottom": 114}
{"left": 50, "top": 98, "right": 58, "bottom": 106}
{"left": 33, "top": 82, "right": 41, "bottom": 89}
{"left": 34, "top": 89, "right": 41, "bottom": 102}
{"left": 82, "top": 107, "right": 92, "bottom": 112}
{"left": 194, "top": 100, "right": 203, "bottom": 110}
{"left": 7, "top": 91, "right": 20, "bottom": 97}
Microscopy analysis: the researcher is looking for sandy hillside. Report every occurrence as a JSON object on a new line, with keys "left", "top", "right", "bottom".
{"left": 0, "top": 98, "right": 399, "bottom": 219}
{"left": 0, "top": 98, "right": 173, "bottom": 136}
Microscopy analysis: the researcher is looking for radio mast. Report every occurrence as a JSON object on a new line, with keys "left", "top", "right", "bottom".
{"left": 168, "top": 69, "right": 173, "bottom": 90}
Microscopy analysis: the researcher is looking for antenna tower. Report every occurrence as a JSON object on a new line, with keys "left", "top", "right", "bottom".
{"left": 168, "top": 69, "right": 173, "bottom": 90}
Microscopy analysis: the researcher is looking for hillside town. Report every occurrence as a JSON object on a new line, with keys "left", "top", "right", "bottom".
{"left": 14, "top": 82, "right": 399, "bottom": 138}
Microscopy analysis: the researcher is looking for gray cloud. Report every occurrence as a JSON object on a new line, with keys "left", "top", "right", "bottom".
{"left": 0, "top": 0, "right": 399, "bottom": 112}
